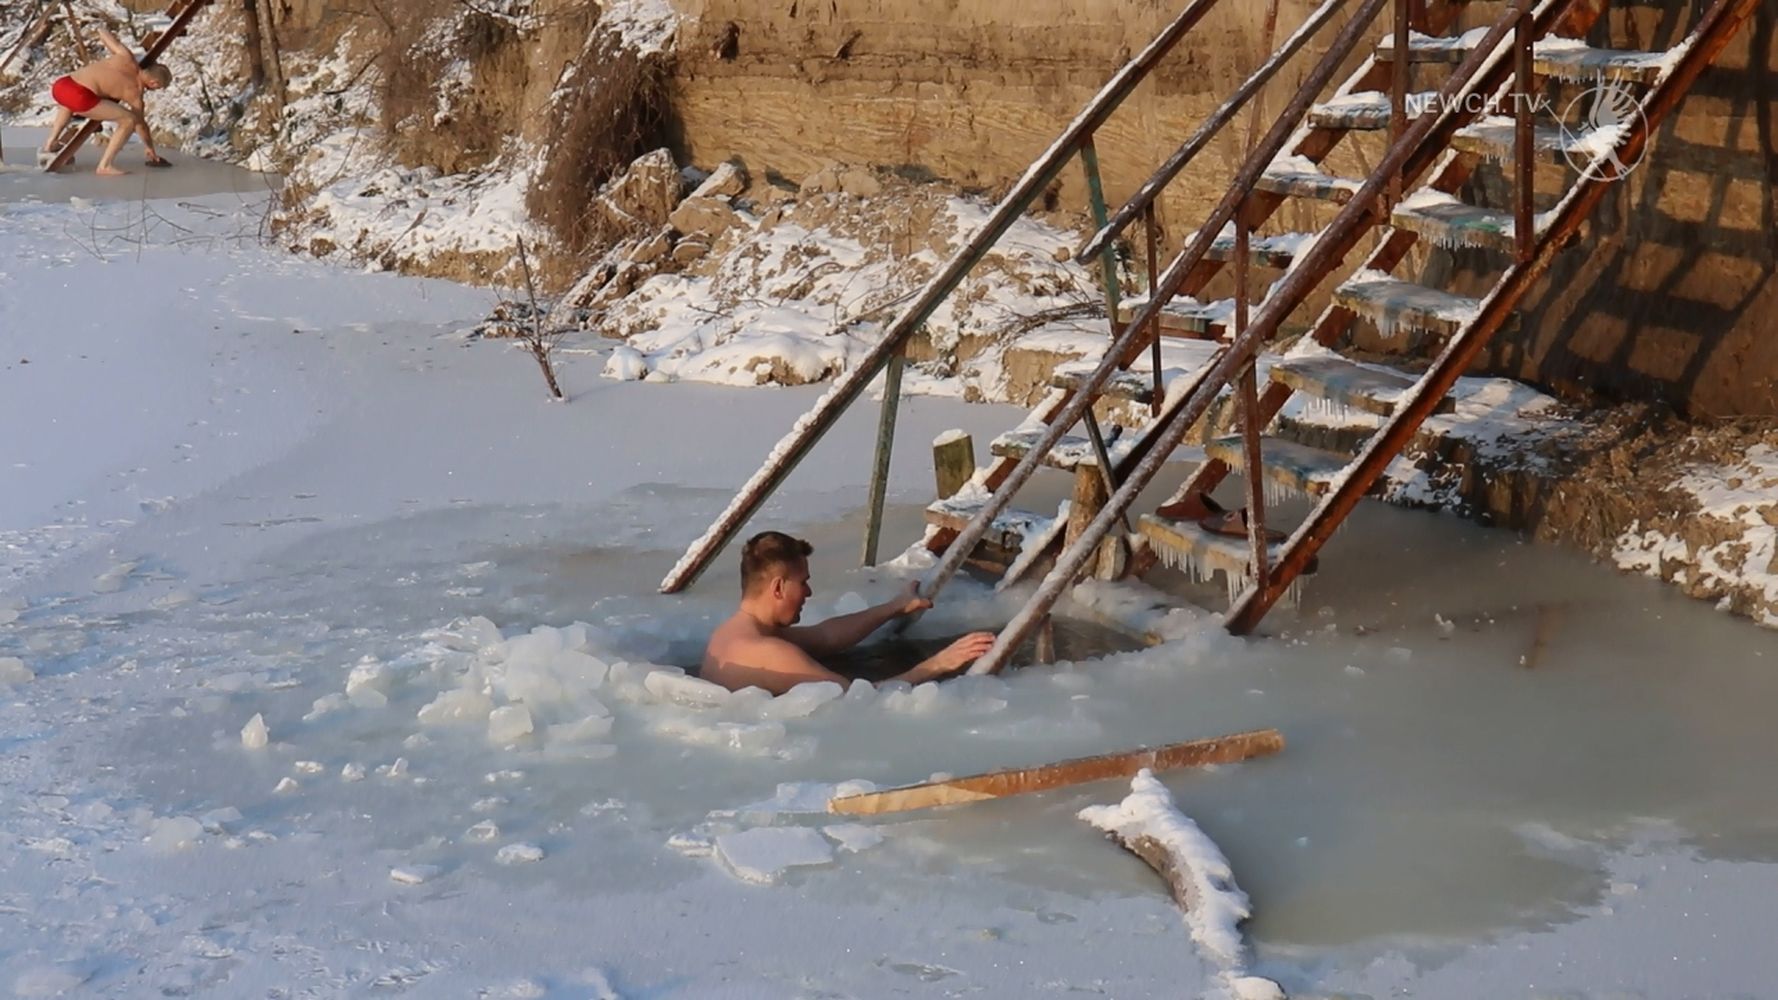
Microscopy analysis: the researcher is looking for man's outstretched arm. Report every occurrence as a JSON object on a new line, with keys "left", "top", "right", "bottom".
{"left": 787, "top": 581, "right": 929, "bottom": 656}
{"left": 96, "top": 27, "right": 135, "bottom": 60}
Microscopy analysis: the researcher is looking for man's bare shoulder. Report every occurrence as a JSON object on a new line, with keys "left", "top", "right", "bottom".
{"left": 702, "top": 615, "right": 839, "bottom": 694}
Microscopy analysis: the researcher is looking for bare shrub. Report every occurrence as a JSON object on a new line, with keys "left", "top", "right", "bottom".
{"left": 375, "top": 0, "right": 522, "bottom": 173}
{"left": 511, "top": 236, "right": 565, "bottom": 400}
{"left": 526, "top": 24, "right": 673, "bottom": 256}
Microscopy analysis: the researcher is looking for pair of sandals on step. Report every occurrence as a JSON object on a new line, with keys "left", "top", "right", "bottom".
{"left": 1155, "top": 492, "right": 1318, "bottom": 573}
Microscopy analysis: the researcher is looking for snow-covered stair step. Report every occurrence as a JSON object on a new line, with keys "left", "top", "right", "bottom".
{"left": 1376, "top": 29, "right": 1476, "bottom": 64}
{"left": 1308, "top": 91, "right": 1439, "bottom": 131}
{"left": 1390, "top": 192, "right": 1543, "bottom": 254}
{"left": 991, "top": 424, "right": 1137, "bottom": 472}
{"left": 1334, "top": 273, "right": 1495, "bottom": 339}
{"left": 1203, "top": 435, "right": 1353, "bottom": 498}
{"left": 1256, "top": 159, "right": 1363, "bottom": 205}
{"left": 1137, "top": 515, "right": 1297, "bottom": 600}
{"left": 1269, "top": 356, "right": 1453, "bottom": 417}
{"left": 1115, "top": 297, "right": 1231, "bottom": 338}
{"left": 924, "top": 494, "right": 1056, "bottom": 553}
{"left": 1206, "top": 231, "right": 1316, "bottom": 270}
{"left": 1049, "top": 365, "right": 1188, "bottom": 407}
{"left": 1451, "top": 116, "right": 1613, "bottom": 164}
{"left": 1534, "top": 41, "right": 1671, "bottom": 84}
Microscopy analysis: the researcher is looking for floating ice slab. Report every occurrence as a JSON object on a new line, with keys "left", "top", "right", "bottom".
{"left": 644, "top": 670, "right": 732, "bottom": 708}
{"left": 823, "top": 823, "right": 885, "bottom": 853}
{"left": 488, "top": 704, "right": 535, "bottom": 744}
{"left": 760, "top": 680, "right": 843, "bottom": 719}
{"left": 240, "top": 713, "right": 269, "bottom": 749}
{"left": 0, "top": 656, "right": 34, "bottom": 686}
{"left": 714, "top": 827, "right": 835, "bottom": 884}
{"left": 495, "top": 842, "right": 545, "bottom": 865}
{"left": 146, "top": 816, "right": 204, "bottom": 853}
{"left": 390, "top": 865, "right": 441, "bottom": 885}
{"left": 418, "top": 688, "right": 495, "bottom": 726}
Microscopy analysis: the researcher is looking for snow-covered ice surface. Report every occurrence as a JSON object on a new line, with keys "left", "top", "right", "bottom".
{"left": 4, "top": 186, "right": 1778, "bottom": 997}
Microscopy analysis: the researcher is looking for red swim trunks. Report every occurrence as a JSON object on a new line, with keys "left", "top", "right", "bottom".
{"left": 51, "top": 76, "right": 101, "bottom": 114}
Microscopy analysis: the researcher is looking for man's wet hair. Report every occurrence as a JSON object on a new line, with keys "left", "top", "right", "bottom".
{"left": 741, "top": 531, "right": 812, "bottom": 594}
{"left": 143, "top": 64, "right": 172, "bottom": 88}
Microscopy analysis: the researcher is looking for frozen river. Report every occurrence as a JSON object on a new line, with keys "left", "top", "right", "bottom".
{"left": 2, "top": 187, "right": 1776, "bottom": 997}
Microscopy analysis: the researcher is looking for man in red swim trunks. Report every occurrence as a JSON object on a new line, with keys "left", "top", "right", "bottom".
{"left": 40, "top": 26, "right": 172, "bottom": 176}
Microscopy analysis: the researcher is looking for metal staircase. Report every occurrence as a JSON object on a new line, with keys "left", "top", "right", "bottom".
{"left": 662, "top": 0, "right": 1758, "bottom": 671}
{"left": 955, "top": 0, "right": 1760, "bottom": 673}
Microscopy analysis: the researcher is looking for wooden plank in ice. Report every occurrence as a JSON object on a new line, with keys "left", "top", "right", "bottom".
{"left": 1204, "top": 434, "right": 1352, "bottom": 497}
{"left": 827, "top": 728, "right": 1285, "bottom": 815}
{"left": 1375, "top": 30, "right": 1476, "bottom": 64}
{"left": 1535, "top": 43, "right": 1671, "bottom": 84}
{"left": 1115, "top": 297, "right": 1229, "bottom": 338}
{"left": 991, "top": 425, "right": 1137, "bottom": 471}
{"left": 1138, "top": 513, "right": 1278, "bottom": 580}
{"left": 924, "top": 494, "right": 1055, "bottom": 553}
{"left": 1390, "top": 197, "right": 1532, "bottom": 254}
{"left": 1206, "top": 231, "right": 1315, "bottom": 270}
{"left": 1307, "top": 91, "right": 1439, "bottom": 131}
{"left": 1333, "top": 274, "right": 1494, "bottom": 338}
{"left": 1452, "top": 119, "right": 1597, "bottom": 162}
{"left": 1255, "top": 166, "right": 1363, "bottom": 205}
{"left": 1049, "top": 364, "right": 1187, "bottom": 406}
{"left": 1269, "top": 355, "right": 1454, "bottom": 417}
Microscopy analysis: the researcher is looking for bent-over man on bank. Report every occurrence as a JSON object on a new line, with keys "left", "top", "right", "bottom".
{"left": 701, "top": 531, "right": 996, "bottom": 696}
{"left": 40, "top": 27, "right": 172, "bottom": 175}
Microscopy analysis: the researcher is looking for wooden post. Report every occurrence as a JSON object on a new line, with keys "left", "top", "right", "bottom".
{"left": 860, "top": 348, "right": 905, "bottom": 567}
{"left": 932, "top": 432, "right": 975, "bottom": 501}
{"left": 828, "top": 728, "right": 1285, "bottom": 815}
{"left": 1065, "top": 465, "right": 1108, "bottom": 558}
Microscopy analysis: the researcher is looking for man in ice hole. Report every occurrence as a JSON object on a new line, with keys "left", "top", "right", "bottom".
{"left": 39, "top": 27, "right": 172, "bottom": 176}
{"left": 701, "top": 531, "right": 997, "bottom": 695}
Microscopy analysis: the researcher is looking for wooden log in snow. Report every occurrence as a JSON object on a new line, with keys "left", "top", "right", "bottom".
{"left": 827, "top": 727, "right": 1282, "bottom": 816}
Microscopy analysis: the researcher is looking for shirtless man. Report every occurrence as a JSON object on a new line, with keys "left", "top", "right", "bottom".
{"left": 701, "top": 531, "right": 997, "bottom": 696}
{"left": 40, "top": 27, "right": 172, "bottom": 176}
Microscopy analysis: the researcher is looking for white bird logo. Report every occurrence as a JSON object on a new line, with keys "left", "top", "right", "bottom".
{"left": 1560, "top": 73, "right": 1648, "bottom": 180}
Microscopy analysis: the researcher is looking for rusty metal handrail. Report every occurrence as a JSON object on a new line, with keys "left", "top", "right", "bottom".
{"left": 923, "top": 0, "right": 1394, "bottom": 615}
{"left": 966, "top": 0, "right": 1549, "bottom": 674}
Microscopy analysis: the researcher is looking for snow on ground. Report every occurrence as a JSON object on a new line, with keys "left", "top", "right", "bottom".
{"left": 599, "top": 182, "right": 1102, "bottom": 400}
{"left": 5, "top": 182, "right": 1778, "bottom": 997}
{"left": 1614, "top": 443, "right": 1778, "bottom": 627}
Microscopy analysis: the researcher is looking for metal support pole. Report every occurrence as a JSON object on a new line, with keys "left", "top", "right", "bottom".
{"left": 1143, "top": 204, "right": 1163, "bottom": 415}
{"left": 860, "top": 348, "right": 905, "bottom": 566}
{"left": 1389, "top": 0, "right": 1410, "bottom": 208}
{"left": 1080, "top": 138, "right": 1123, "bottom": 339}
{"left": 1235, "top": 209, "right": 1267, "bottom": 583}
{"left": 1514, "top": 0, "right": 1535, "bottom": 263}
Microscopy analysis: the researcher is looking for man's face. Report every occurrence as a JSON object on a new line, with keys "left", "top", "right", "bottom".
{"left": 776, "top": 561, "right": 812, "bottom": 624}
{"left": 141, "top": 72, "right": 165, "bottom": 91}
